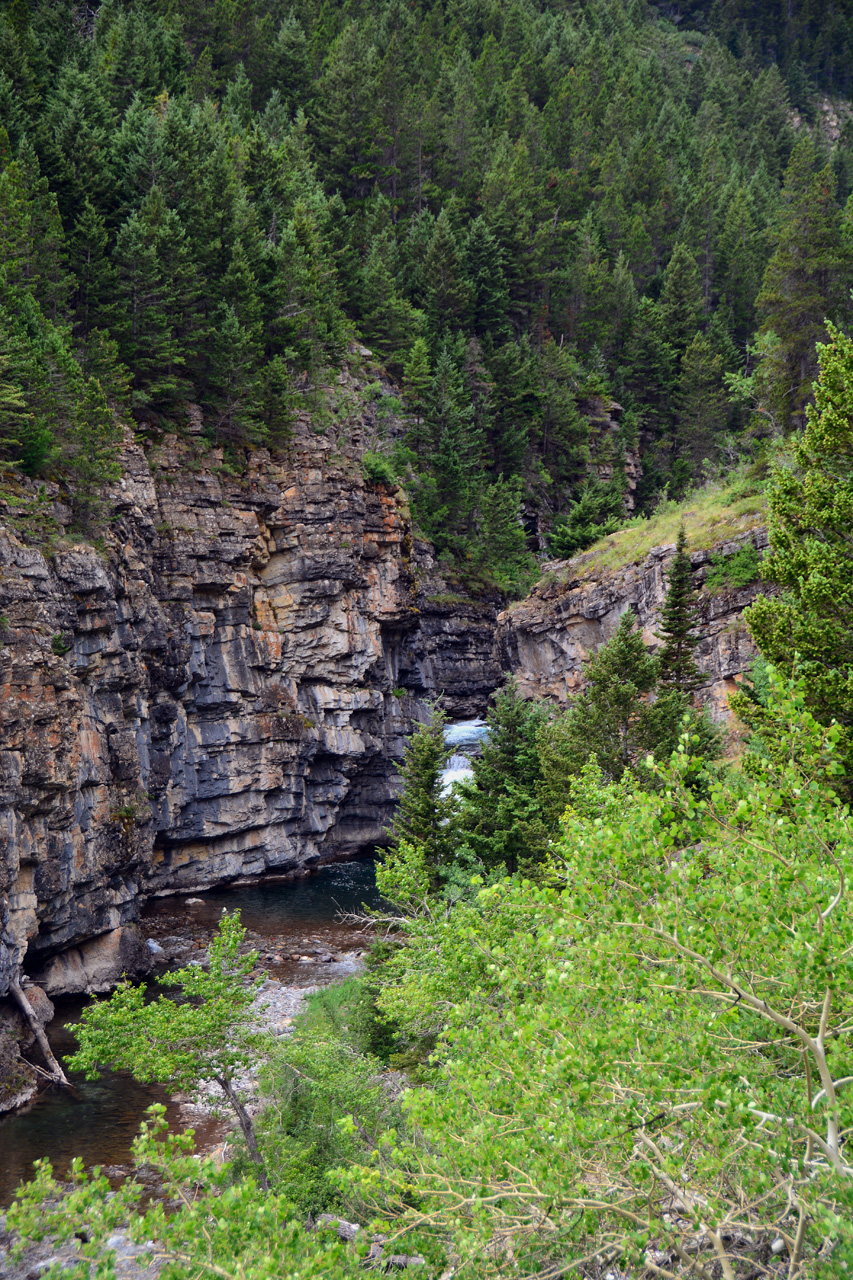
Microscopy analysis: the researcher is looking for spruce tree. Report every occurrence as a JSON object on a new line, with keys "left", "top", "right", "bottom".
{"left": 744, "top": 323, "right": 853, "bottom": 735}
{"left": 756, "top": 138, "right": 851, "bottom": 431}
{"left": 658, "top": 242, "right": 704, "bottom": 355}
{"left": 112, "top": 186, "right": 201, "bottom": 411}
{"left": 673, "top": 332, "right": 729, "bottom": 479}
{"left": 71, "top": 199, "right": 119, "bottom": 343}
{"left": 478, "top": 476, "right": 536, "bottom": 594}
{"left": 463, "top": 216, "right": 510, "bottom": 339}
{"left": 455, "top": 679, "right": 549, "bottom": 874}
{"left": 402, "top": 337, "right": 432, "bottom": 446}
{"left": 424, "top": 208, "right": 469, "bottom": 333}
{"left": 657, "top": 525, "right": 704, "bottom": 692}
{"left": 65, "top": 376, "right": 123, "bottom": 529}
{"left": 536, "top": 611, "right": 682, "bottom": 794}
{"left": 387, "top": 707, "right": 454, "bottom": 877}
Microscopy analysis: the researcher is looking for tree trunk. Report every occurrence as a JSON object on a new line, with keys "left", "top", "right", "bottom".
{"left": 216, "top": 1074, "right": 270, "bottom": 1192}
{"left": 9, "top": 980, "right": 70, "bottom": 1087}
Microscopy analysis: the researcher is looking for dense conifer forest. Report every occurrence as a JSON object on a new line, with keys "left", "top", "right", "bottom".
{"left": 2, "top": 0, "right": 852, "bottom": 583}
{"left": 4, "top": 3, "right": 853, "bottom": 1277}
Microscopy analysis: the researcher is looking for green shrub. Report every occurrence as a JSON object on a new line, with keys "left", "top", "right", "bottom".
{"left": 704, "top": 542, "right": 762, "bottom": 592}
{"left": 255, "top": 980, "right": 402, "bottom": 1214}
{"left": 361, "top": 450, "right": 396, "bottom": 487}
{"left": 51, "top": 631, "right": 72, "bottom": 655}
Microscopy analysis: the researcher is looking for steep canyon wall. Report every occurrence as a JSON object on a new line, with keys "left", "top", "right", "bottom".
{"left": 0, "top": 379, "right": 501, "bottom": 999}
{"left": 0, "top": 372, "right": 768, "bottom": 1011}
{"left": 497, "top": 530, "right": 769, "bottom": 721}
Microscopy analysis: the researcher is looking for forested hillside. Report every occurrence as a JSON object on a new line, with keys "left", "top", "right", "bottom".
{"left": 4, "top": 5, "right": 853, "bottom": 1275}
{"left": 2, "top": 0, "right": 852, "bottom": 587}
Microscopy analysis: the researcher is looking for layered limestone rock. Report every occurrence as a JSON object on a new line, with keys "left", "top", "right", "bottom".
{"left": 0, "top": 370, "right": 501, "bottom": 997}
{"left": 497, "top": 529, "right": 769, "bottom": 720}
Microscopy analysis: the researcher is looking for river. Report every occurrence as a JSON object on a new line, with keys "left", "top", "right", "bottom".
{"left": 0, "top": 858, "right": 381, "bottom": 1208}
{"left": 1, "top": 714, "right": 489, "bottom": 1209}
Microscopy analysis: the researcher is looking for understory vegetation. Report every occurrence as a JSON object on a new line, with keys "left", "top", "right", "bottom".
{"left": 9, "top": 666, "right": 853, "bottom": 1278}
{"left": 2, "top": 0, "right": 853, "bottom": 586}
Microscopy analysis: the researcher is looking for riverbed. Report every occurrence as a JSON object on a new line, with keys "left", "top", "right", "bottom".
{"left": 1, "top": 712, "right": 489, "bottom": 1210}
{"left": 0, "top": 858, "right": 381, "bottom": 1208}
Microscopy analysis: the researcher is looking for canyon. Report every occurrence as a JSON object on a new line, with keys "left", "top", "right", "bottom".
{"left": 0, "top": 368, "right": 767, "bottom": 1106}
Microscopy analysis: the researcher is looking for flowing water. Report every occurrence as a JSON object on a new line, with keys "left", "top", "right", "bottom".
{"left": 441, "top": 718, "right": 489, "bottom": 792}
{"left": 0, "top": 858, "right": 381, "bottom": 1208}
{"left": 0, "top": 715, "right": 482, "bottom": 1210}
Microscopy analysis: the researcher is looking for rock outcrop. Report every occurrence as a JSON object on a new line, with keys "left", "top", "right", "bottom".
{"left": 0, "top": 369, "right": 501, "bottom": 996}
{"left": 497, "top": 529, "right": 769, "bottom": 721}
{"left": 0, "top": 350, "right": 770, "bottom": 1010}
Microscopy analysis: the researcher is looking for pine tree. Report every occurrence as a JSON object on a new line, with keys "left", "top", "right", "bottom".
{"left": 656, "top": 525, "right": 704, "bottom": 692}
{"left": 358, "top": 232, "right": 423, "bottom": 372}
{"left": 478, "top": 476, "right": 536, "bottom": 594}
{"left": 424, "top": 208, "right": 470, "bottom": 333}
{"left": 113, "top": 185, "right": 201, "bottom": 411}
{"left": 39, "top": 63, "right": 115, "bottom": 225}
{"left": 0, "top": 156, "right": 30, "bottom": 290}
{"left": 489, "top": 337, "right": 540, "bottom": 481}
{"left": 402, "top": 337, "right": 432, "bottom": 446}
{"left": 418, "top": 339, "right": 483, "bottom": 544}
{"left": 387, "top": 707, "right": 454, "bottom": 876}
{"left": 16, "top": 138, "right": 73, "bottom": 321}
{"left": 674, "top": 332, "right": 729, "bottom": 478}
{"left": 536, "top": 611, "right": 681, "bottom": 788}
{"left": 209, "top": 304, "right": 263, "bottom": 443}
{"left": 716, "top": 186, "right": 764, "bottom": 346}
{"left": 65, "top": 376, "right": 123, "bottom": 529}
{"left": 744, "top": 323, "right": 853, "bottom": 737}
{"left": 312, "top": 21, "right": 381, "bottom": 202}
{"left": 463, "top": 216, "right": 510, "bottom": 339}
{"left": 454, "top": 679, "right": 549, "bottom": 874}
{"left": 71, "top": 200, "right": 118, "bottom": 343}
{"left": 658, "top": 242, "right": 704, "bottom": 355}
{"left": 756, "top": 138, "right": 851, "bottom": 431}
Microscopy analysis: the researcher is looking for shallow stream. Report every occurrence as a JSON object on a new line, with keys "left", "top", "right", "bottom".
{"left": 1, "top": 712, "right": 487, "bottom": 1210}
{"left": 0, "top": 858, "right": 381, "bottom": 1208}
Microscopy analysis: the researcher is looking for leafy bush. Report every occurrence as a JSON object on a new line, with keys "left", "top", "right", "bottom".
{"left": 7, "top": 1110, "right": 364, "bottom": 1279}
{"left": 255, "top": 981, "right": 401, "bottom": 1215}
{"left": 348, "top": 674, "right": 853, "bottom": 1277}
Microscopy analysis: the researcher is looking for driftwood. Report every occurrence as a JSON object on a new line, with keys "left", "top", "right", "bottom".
{"left": 9, "top": 979, "right": 71, "bottom": 1088}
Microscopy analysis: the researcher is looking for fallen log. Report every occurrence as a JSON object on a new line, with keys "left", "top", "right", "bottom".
{"left": 9, "top": 979, "right": 71, "bottom": 1088}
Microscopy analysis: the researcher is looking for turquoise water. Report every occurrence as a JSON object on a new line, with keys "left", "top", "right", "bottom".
{"left": 0, "top": 859, "right": 380, "bottom": 1208}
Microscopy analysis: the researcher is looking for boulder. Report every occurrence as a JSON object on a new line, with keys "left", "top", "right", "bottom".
{"left": 31, "top": 925, "right": 152, "bottom": 997}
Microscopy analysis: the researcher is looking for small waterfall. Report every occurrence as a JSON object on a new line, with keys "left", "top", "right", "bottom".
{"left": 440, "top": 720, "right": 490, "bottom": 794}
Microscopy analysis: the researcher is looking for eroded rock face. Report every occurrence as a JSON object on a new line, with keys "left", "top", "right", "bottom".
{"left": 497, "top": 530, "right": 770, "bottom": 720}
{"left": 0, "top": 379, "right": 501, "bottom": 994}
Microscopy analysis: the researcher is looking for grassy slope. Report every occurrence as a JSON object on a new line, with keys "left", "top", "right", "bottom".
{"left": 560, "top": 478, "right": 767, "bottom": 579}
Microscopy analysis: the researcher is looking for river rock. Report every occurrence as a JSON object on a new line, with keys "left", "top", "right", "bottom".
{"left": 29, "top": 926, "right": 152, "bottom": 997}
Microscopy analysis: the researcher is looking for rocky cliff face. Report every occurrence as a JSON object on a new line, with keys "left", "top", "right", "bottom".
{"left": 0, "top": 353, "right": 770, "bottom": 1012}
{"left": 0, "top": 371, "right": 501, "bottom": 998}
{"left": 497, "top": 529, "right": 769, "bottom": 720}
